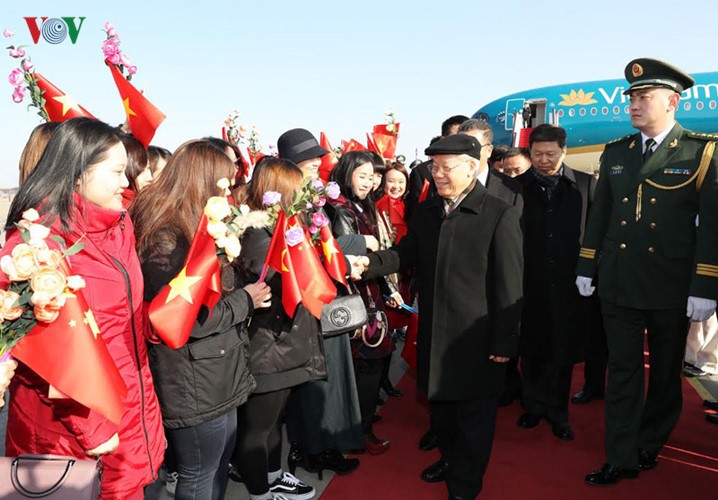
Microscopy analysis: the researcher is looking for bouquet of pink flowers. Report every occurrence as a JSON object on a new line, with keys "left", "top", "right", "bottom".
{"left": 4, "top": 28, "right": 47, "bottom": 120}
{"left": 101, "top": 21, "right": 136, "bottom": 80}
{"left": 0, "top": 209, "right": 86, "bottom": 360}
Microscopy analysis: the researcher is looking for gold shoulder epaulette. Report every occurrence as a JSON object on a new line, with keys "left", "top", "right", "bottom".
{"left": 686, "top": 131, "right": 718, "bottom": 141}
{"left": 606, "top": 134, "right": 636, "bottom": 146}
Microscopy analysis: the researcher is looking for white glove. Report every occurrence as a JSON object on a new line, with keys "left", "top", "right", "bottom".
{"left": 686, "top": 296, "right": 717, "bottom": 322}
{"left": 575, "top": 276, "right": 596, "bottom": 297}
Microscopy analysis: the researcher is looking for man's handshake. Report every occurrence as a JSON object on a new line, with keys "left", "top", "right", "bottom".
{"left": 346, "top": 255, "right": 370, "bottom": 280}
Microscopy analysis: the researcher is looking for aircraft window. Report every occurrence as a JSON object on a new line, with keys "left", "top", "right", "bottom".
{"left": 590, "top": 108, "right": 598, "bottom": 116}
{"left": 684, "top": 102, "right": 691, "bottom": 111}
{"left": 697, "top": 101, "right": 704, "bottom": 110}
{"left": 602, "top": 107, "right": 608, "bottom": 115}
{"left": 613, "top": 106, "right": 620, "bottom": 114}
{"left": 710, "top": 101, "right": 717, "bottom": 110}
{"left": 579, "top": 108, "right": 586, "bottom": 116}
{"left": 558, "top": 109, "right": 565, "bottom": 117}
{"left": 568, "top": 109, "right": 575, "bottom": 117}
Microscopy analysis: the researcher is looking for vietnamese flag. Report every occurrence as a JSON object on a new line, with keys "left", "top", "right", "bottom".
{"left": 148, "top": 213, "right": 221, "bottom": 348}
{"left": 11, "top": 290, "right": 127, "bottom": 424}
{"left": 373, "top": 123, "right": 401, "bottom": 136}
{"left": 344, "top": 139, "right": 367, "bottom": 153}
{"left": 371, "top": 132, "right": 398, "bottom": 160}
{"left": 319, "top": 225, "right": 347, "bottom": 285}
{"left": 264, "top": 211, "right": 336, "bottom": 318}
{"left": 34, "top": 73, "right": 95, "bottom": 122}
{"left": 366, "top": 133, "right": 381, "bottom": 155}
{"left": 106, "top": 61, "right": 166, "bottom": 148}
{"left": 418, "top": 179, "right": 431, "bottom": 203}
{"left": 318, "top": 132, "right": 338, "bottom": 183}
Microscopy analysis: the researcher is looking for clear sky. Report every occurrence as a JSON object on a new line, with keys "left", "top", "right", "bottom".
{"left": 1, "top": 0, "right": 717, "bottom": 187}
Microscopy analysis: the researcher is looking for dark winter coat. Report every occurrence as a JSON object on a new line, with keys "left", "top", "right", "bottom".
{"left": 517, "top": 166, "right": 595, "bottom": 364}
{"left": 240, "top": 224, "right": 326, "bottom": 393}
{"left": 365, "top": 182, "right": 524, "bottom": 401}
{"left": 141, "top": 227, "right": 256, "bottom": 428}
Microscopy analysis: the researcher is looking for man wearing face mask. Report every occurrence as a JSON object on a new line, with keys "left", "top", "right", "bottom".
{"left": 577, "top": 58, "right": 718, "bottom": 485}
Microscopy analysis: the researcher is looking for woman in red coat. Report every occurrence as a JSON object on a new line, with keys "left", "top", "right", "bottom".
{"left": 2, "top": 118, "right": 165, "bottom": 499}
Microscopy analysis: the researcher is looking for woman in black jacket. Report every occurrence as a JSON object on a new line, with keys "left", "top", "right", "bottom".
{"left": 326, "top": 151, "right": 401, "bottom": 455}
{"left": 233, "top": 157, "right": 326, "bottom": 500}
{"left": 131, "top": 139, "right": 270, "bottom": 500}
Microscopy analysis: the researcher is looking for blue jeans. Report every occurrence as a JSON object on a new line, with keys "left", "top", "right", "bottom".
{"left": 166, "top": 411, "right": 237, "bottom": 500}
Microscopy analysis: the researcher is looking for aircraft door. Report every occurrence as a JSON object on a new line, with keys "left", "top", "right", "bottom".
{"left": 504, "top": 98, "right": 524, "bottom": 131}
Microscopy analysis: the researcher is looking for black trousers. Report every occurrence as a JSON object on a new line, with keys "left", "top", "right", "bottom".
{"left": 582, "top": 296, "right": 607, "bottom": 395}
{"left": 353, "top": 357, "right": 384, "bottom": 434}
{"left": 601, "top": 301, "right": 689, "bottom": 468}
{"left": 233, "top": 389, "right": 291, "bottom": 495}
{"left": 430, "top": 396, "right": 498, "bottom": 499}
{"left": 520, "top": 357, "right": 573, "bottom": 423}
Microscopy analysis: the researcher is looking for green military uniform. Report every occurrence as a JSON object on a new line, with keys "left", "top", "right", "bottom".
{"left": 577, "top": 58, "right": 718, "bottom": 473}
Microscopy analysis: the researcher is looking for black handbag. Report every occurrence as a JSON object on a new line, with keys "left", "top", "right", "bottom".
{"left": 321, "top": 283, "right": 368, "bottom": 338}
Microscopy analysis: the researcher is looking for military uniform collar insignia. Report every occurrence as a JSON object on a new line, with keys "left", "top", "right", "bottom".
{"left": 629, "top": 140, "right": 636, "bottom": 149}
{"left": 668, "top": 138, "right": 678, "bottom": 148}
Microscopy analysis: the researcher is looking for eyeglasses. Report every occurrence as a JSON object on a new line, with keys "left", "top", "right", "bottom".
{"left": 430, "top": 160, "right": 468, "bottom": 176}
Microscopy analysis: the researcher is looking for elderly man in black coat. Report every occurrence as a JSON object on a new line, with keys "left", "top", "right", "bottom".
{"left": 353, "top": 134, "right": 524, "bottom": 499}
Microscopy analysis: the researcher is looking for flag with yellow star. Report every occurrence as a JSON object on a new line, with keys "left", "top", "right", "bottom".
{"left": 372, "top": 122, "right": 400, "bottom": 160}
{"left": 107, "top": 60, "right": 165, "bottom": 148}
{"left": 318, "top": 132, "right": 338, "bottom": 183}
{"left": 11, "top": 289, "right": 127, "bottom": 425}
{"left": 319, "top": 225, "right": 347, "bottom": 285}
{"left": 148, "top": 213, "right": 222, "bottom": 348}
{"left": 264, "top": 211, "right": 336, "bottom": 318}
{"left": 34, "top": 73, "right": 96, "bottom": 122}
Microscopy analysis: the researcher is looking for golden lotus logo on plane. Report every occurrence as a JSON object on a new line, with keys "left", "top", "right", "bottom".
{"left": 559, "top": 89, "right": 598, "bottom": 106}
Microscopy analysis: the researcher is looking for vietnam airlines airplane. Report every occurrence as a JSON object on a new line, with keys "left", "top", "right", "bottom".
{"left": 471, "top": 72, "right": 718, "bottom": 173}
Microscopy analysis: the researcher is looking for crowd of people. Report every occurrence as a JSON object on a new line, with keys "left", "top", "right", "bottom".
{"left": 0, "top": 56, "right": 717, "bottom": 500}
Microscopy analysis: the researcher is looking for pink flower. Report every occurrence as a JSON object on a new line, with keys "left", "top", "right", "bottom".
{"left": 8, "top": 68, "right": 24, "bottom": 87}
{"left": 21, "top": 59, "right": 33, "bottom": 71}
{"left": 309, "top": 225, "right": 320, "bottom": 235}
{"left": 285, "top": 227, "right": 304, "bottom": 247}
{"left": 102, "top": 38, "right": 121, "bottom": 58}
{"left": 310, "top": 178, "right": 324, "bottom": 190}
{"left": 8, "top": 47, "right": 25, "bottom": 59}
{"left": 314, "top": 197, "right": 326, "bottom": 207}
{"left": 312, "top": 212, "right": 330, "bottom": 228}
{"left": 127, "top": 65, "right": 137, "bottom": 75}
{"left": 262, "top": 191, "right": 282, "bottom": 206}
{"left": 103, "top": 21, "right": 115, "bottom": 32}
{"left": 108, "top": 53, "right": 122, "bottom": 65}
{"left": 120, "top": 53, "right": 131, "bottom": 67}
{"left": 11, "top": 85, "right": 25, "bottom": 103}
{"left": 3, "top": 28, "right": 15, "bottom": 38}
{"left": 325, "top": 182, "right": 340, "bottom": 199}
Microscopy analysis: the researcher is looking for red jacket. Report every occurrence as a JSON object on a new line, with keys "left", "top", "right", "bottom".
{"left": 3, "top": 194, "right": 165, "bottom": 499}
{"left": 375, "top": 195, "right": 408, "bottom": 243}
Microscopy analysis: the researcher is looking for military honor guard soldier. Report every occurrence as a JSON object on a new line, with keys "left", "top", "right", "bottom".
{"left": 576, "top": 58, "right": 718, "bottom": 485}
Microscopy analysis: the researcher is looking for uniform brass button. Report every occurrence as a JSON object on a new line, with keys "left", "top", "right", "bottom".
{"left": 620, "top": 220, "right": 627, "bottom": 227}
{"left": 648, "top": 247, "right": 655, "bottom": 253}
{"left": 619, "top": 243, "right": 627, "bottom": 250}
{"left": 649, "top": 222, "right": 656, "bottom": 229}
{"left": 650, "top": 198, "right": 657, "bottom": 205}
{"left": 622, "top": 197, "right": 629, "bottom": 204}
{"left": 219, "top": 349, "right": 226, "bottom": 355}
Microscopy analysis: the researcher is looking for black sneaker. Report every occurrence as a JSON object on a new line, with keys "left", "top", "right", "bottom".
{"left": 269, "top": 472, "right": 315, "bottom": 500}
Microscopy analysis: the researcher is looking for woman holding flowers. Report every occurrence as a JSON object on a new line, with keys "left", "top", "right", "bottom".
{"left": 326, "top": 151, "right": 402, "bottom": 455}
{"left": 1, "top": 117, "right": 164, "bottom": 499}
{"left": 131, "top": 139, "right": 269, "bottom": 500}
{"left": 233, "top": 156, "right": 325, "bottom": 500}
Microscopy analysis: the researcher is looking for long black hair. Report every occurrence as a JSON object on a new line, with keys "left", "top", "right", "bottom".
{"left": 6, "top": 117, "right": 123, "bottom": 232}
{"left": 329, "top": 151, "right": 377, "bottom": 226}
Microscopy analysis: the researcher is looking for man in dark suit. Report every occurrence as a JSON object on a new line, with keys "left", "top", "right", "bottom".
{"left": 577, "top": 58, "right": 718, "bottom": 485}
{"left": 353, "top": 134, "right": 524, "bottom": 499}
{"left": 515, "top": 124, "right": 597, "bottom": 441}
{"left": 405, "top": 115, "right": 468, "bottom": 220}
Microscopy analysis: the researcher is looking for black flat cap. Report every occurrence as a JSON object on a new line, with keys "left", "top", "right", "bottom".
{"left": 277, "top": 128, "right": 329, "bottom": 164}
{"left": 425, "top": 134, "right": 482, "bottom": 161}
{"left": 623, "top": 58, "right": 695, "bottom": 95}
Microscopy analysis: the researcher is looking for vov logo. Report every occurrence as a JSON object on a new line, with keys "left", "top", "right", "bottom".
{"left": 24, "top": 17, "right": 86, "bottom": 44}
